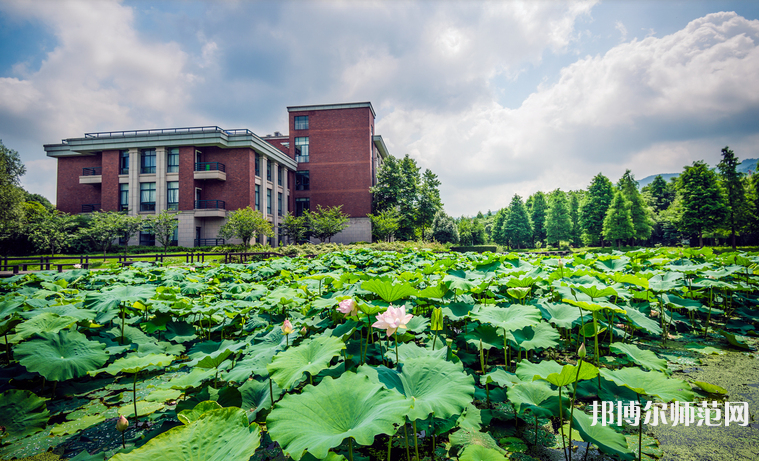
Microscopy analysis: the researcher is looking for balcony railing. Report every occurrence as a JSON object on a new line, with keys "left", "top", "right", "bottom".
{"left": 119, "top": 168, "right": 129, "bottom": 175}
{"left": 195, "top": 200, "right": 225, "bottom": 210}
{"left": 140, "top": 202, "right": 156, "bottom": 212}
{"left": 195, "top": 238, "right": 225, "bottom": 247}
{"left": 84, "top": 126, "right": 254, "bottom": 138}
{"left": 194, "top": 162, "right": 226, "bottom": 172}
{"left": 82, "top": 204, "right": 101, "bottom": 213}
{"left": 141, "top": 166, "right": 156, "bottom": 174}
{"left": 82, "top": 167, "right": 102, "bottom": 176}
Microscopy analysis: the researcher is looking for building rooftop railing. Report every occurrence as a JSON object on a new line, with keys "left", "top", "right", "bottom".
{"left": 82, "top": 167, "right": 102, "bottom": 176}
{"left": 82, "top": 126, "right": 255, "bottom": 139}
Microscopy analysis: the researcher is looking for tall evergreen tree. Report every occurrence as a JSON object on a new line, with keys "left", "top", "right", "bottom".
{"left": 492, "top": 208, "right": 510, "bottom": 247}
{"left": 416, "top": 169, "right": 443, "bottom": 240}
{"left": 643, "top": 175, "right": 675, "bottom": 212}
{"left": 677, "top": 161, "right": 728, "bottom": 247}
{"left": 568, "top": 191, "right": 583, "bottom": 248}
{"left": 431, "top": 211, "right": 458, "bottom": 244}
{"left": 717, "top": 147, "right": 749, "bottom": 249}
{"left": 545, "top": 189, "right": 571, "bottom": 247}
{"left": 603, "top": 191, "right": 635, "bottom": 249}
{"left": 505, "top": 194, "right": 532, "bottom": 249}
{"left": 529, "top": 191, "right": 548, "bottom": 247}
{"left": 371, "top": 154, "right": 431, "bottom": 240}
{"left": 580, "top": 173, "right": 614, "bottom": 247}
{"left": 618, "top": 170, "right": 653, "bottom": 244}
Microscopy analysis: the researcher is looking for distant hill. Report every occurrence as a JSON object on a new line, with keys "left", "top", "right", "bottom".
{"left": 637, "top": 158, "right": 758, "bottom": 188}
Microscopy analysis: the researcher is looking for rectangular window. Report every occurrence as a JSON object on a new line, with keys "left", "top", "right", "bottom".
{"left": 167, "top": 148, "right": 179, "bottom": 173}
{"left": 295, "top": 197, "right": 310, "bottom": 217}
{"left": 119, "top": 150, "right": 129, "bottom": 175}
{"left": 295, "top": 170, "right": 310, "bottom": 191}
{"left": 267, "top": 160, "right": 272, "bottom": 182}
{"left": 294, "top": 137, "right": 309, "bottom": 163}
{"left": 267, "top": 189, "right": 272, "bottom": 215}
{"left": 278, "top": 192, "right": 283, "bottom": 216}
{"left": 294, "top": 115, "right": 309, "bottom": 130}
{"left": 278, "top": 166, "right": 283, "bottom": 186}
{"left": 167, "top": 181, "right": 179, "bottom": 210}
{"left": 139, "top": 231, "right": 155, "bottom": 246}
{"left": 255, "top": 154, "right": 260, "bottom": 177}
{"left": 140, "top": 182, "right": 156, "bottom": 211}
{"left": 170, "top": 226, "right": 178, "bottom": 246}
{"left": 119, "top": 183, "right": 129, "bottom": 211}
{"left": 255, "top": 184, "right": 260, "bottom": 211}
{"left": 140, "top": 149, "right": 156, "bottom": 174}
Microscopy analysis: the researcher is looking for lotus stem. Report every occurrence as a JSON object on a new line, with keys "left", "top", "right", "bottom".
{"left": 568, "top": 360, "right": 583, "bottom": 460}
{"left": 430, "top": 412, "right": 435, "bottom": 458}
{"left": 394, "top": 334, "right": 399, "bottom": 366}
{"left": 503, "top": 334, "right": 508, "bottom": 368}
{"left": 403, "top": 421, "right": 411, "bottom": 461}
{"left": 559, "top": 385, "right": 567, "bottom": 460}
{"left": 122, "top": 432, "right": 126, "bottom": 448}
{"left": 432, "top": 331, "right": 438, "bottom": 351}
{"left": 387, "top": 432, "right": 392, "bottom": 461}
{"left": 534, "top": 415, "right": 538, "bottom": 446}
{"left": 584, "top": 441, "right": 591, "bottom": 461}
{"left": 485, "top": 382, "right": 490, "bottom": 408}
{"left": 269, "top": 377, "right": 274, "bottom": 406}
{"left": 479, "top": 339, "right": 485, "bottom": 374}
{"left": 412, "top": 419, "right": 420, "bottom": 461}
{"left": 637, "top": 393, "right": 642, "bottom": 461}
{"left": 348, "top": 436, "right": 354, "bottom": 461}
{"left": 133, "top": 373, "right": 138, "bottom": 425}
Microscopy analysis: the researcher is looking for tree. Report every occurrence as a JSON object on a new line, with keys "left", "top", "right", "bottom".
{"left": 677, "top": 161, "right": 727, "bottom": 247}
{"left": 118, "top": 215, "right": 145, "bottom": 256}
{"left": 26, "top": 209, "right": 78, "bottom": 256}
{"left": 0, "top": 140, "right": 27, "bottom": 237}
{"left": 457, "top": 218, "right": 474, "bottom": 246}
{"left": 491, "top": 208, "right": 509, "bottom": 247}
{"left": 504, "top": 194, "right": 532, "bottom": 249}
{"left": 545, "top": 189, "right": 572, "bottom": 247}
{"left": 431, "top": 211, "right": 458, "bottom": 244}
{"left": 218, "top": 206, "right": 273, "bottom": 248}
{"left": 528, "top": 191, "right": 548, "bottom": 247}
{"left": 306, "top": 205, "right": 350, "bottom": 243}
{"left": 371, "top": 155, "right": 419, "bottom": 240}
{"left": 717, "top": 147, "right": 750, "bottom": 249}
{"left": 642, "top": 175, "right": 675, "bottom": 212}
{"left": 415, "top": 169, "right": 443, "bottom": 239}
{"left": 602, "top": 191, "right": 635, "bottom": 249}
{"left": 471, "top": 219, "right": 486, "bottom": 245}
{"left": 618, "top": 170, "right": 653, "bottom": 244}
{"left": 144, "top": 211, "right": 180, "bottom": 254}
{"left": 281, "top": 213, "right": 309, "bottom": 244}
{"left": 580, "top": 173, "right": 614, "bottom": 247}
{"left": 568, "top": 192, "right": 583, "bottom": 248}
{"left": 368, "top": 208, "right": 400, "bottom": 242}
{"left": 80, "top": 212, "right": 127, "bottom": 259}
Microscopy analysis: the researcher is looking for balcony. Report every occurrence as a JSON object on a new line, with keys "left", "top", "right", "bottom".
{"left": 82, "top": 204, "right": 101, "bottom": 213}
{"left": 194, "top": 162, "right": 226, "bottom": 181}
{"left": 194, "top": 199, "right": 226, "bottom": 218}
{"left": 79, "top": 167, "right": 102, "bottom": 184}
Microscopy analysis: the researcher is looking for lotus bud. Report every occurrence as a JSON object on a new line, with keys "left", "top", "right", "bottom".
{"left": 430, "top": 307, "right": 443, "bottom": 331}
{"left": 116, "top": 415, "right": 129, "bottom": 432}
{"left": 578, "top": 342, "right": 587, "bottom": 358}
{"left": 281, "top": 319, "right": 294, "bottom": 335}
{"left": 336, "top": 298, "right": 358, "bottom": 318}
{"left": 300, "top": 326, "right": 308, "bottom": 335}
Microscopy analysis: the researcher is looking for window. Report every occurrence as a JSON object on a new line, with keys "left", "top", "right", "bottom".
{"left": 255, "top": 154, "right": 260, "bottom": 177}
{"left": 141, "top": 149, "right": 156, "bottom": 174}
{"left": 140, "top": 231, "right": 155, "bottom": 246}
{"left": 278, "top": 166, "right": 283, "bottom": 186}
{"left": 294, "top": 115, "right": 309, "bottom": 130}
{"left": 167, "top": 148, "right": 179, "bottom": 173}
{"left": 267, "top": 161, "right": 272, "bottom": 182}
{"left": 119, "top": 184, "right": 129, "bottom": 211}
{"left": 295, "top": 137, "right": 309, "bottom": 163}
{"left": 267, "top": 189, "right": 272, "bottom": 215}
{"left": 255, "top": 184, "right": 260, "bottom": 211}
{"left": 277, "top": 192, "right": 283, "bottom": 216}
{"left": 140, "top": 182, "right": 156, "bottom": 211}
{"left": 170, "top": 226, "right": 178, "bottom": 247}
{"left": 167, "top": 181, "right": 179, "bottom": 210}
{"left": 295, "top": 198, "right": 310, "bottom": 217}
{"left": 295, "top": 171, "right": 310, "bottom": 191}
{"left": 119, "top": 150, "right": 129, "bottom": 175}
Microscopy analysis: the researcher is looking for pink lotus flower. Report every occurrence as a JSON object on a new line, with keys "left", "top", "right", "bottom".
{"left": 337, "top": 298, "right": 358, "bottom": 317}
{"left": 372, "top": 305, "right": 413, "bottom": 337}
{"left": 281, "top": 319, "right": 294, "bottom": 335}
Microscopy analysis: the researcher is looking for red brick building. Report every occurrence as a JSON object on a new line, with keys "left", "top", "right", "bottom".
{"left": 44, "top": 102, "right": 389, "bottom": 246}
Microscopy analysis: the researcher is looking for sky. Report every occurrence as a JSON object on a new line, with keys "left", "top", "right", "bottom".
{"left": 1, "top": 0, "right": 758, "bottom": 217}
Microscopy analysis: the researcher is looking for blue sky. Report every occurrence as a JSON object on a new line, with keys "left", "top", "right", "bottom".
{"left": 1, "top": 0, "right": 758, "bottom": 216}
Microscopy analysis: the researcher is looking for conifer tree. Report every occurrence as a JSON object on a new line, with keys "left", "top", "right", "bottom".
{"left": 603, "top": 191, "right": 634, "bottom": 249}
{"left": 492, "top": 208, "right": 510, "bottom": 247}
{"left": 677, "top": 161, "right": 727, "bottom": 247}
{"left": 545, "top": 189, "right": 571, "bottom": 247}
{"left": 504, "top": 194, "right": 532, "bottom": 249}
{"left": 568, "top": 192, "right": 583, "bottom": 248}
{"left": 529, "top": 191, "right": 548, "bottom": 247}
{"left": 717, "top": 147, "right": 749, "bottom": 249}
{"left": 580, "top": 173, "right": 614, "bottom": 247}
{"left": 618, "top": 170, "right": 653, "bottom": 244}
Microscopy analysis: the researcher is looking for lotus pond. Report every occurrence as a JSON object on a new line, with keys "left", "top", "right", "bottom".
{"left": 0, "top": 247, "right": 757, "bottom": 461}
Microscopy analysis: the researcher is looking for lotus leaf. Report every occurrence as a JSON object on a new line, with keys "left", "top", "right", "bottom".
{"left": 360, "top": 279, "right": 417, "bottom": 303}
{"left": 507, "top": 322, "right": 560, "bottom": 351}
{"left": 692, "top": 381, "right": 728, "bottom": 395}
{"left": 50, "top": 414, "right": 105, "bottom": 436}
{"left": 110, "top": 407, "right": 261, "bottom": 461}
{"left": 471, "top": 304, "right": 542, "bottom": 334}
{"left": 571, "top": 411, "right": 635, "bottom": 460}
{"left": 14, "top": 312, "right": 78, "bottom": 340}
{"left": 622, "top": 305, "right": 662, "bottom": 336}
{"left": 239, "top": 377, "right": 282, "bottom": 419}
{"left": 533, "top": 360, "right": 599, "bottom": 387}
{"left": 600, "top": 368, "right": 694, "bottom": 402}
{"left": 267, "top": 372, "right": 410, "bottom": 460}
{"left": 161, "top": 367, "right": 216, "bottom": 389}
{"left": 506, "top": 381, "right": 562, "bottom": 419}
{"left": 448, "top": 426, "right": 502, "bottom": 452}
{"left": 537, "top": 302, "right": 582, "bottom": 329}
{"left": 177, "top": 400, "right": 222, "bottom": 424}
{"left": 0, "top": 389, "right": 50, "bottom": 437}
{"left": 609, "top": 342, "right": 667, "bottom": 373}
{"left": 94, "top": 353, "right": 175, "bottom": 376}
{"left": 515, "top": 359, "right": 563, "bottom": 382}
{"left": 459, "top": 445, "right": 508, "bottom": 461}
{"left": 718, "top": 330, "right": 751, "bottom": 350}
{"left": 16, "top": 329, "right": 108, "bottom": 382}
{"left": 442, "top": 302, "right": 476, "bottom": 320}
{"left": 267, "top": 335, "right": 345, "bottom": 390}
{"left": 117, "top": 400, "right": 165, "bottom": 417}
{"left": 144, "top": 388, "right": 181, "bottom": 402}
{"left": 482, "top": 367, "right": 520, "bottom": 388}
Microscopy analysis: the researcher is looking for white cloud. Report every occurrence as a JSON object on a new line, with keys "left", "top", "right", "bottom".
{"left": 615, "top": 20, "right": 628, "bottom": 42}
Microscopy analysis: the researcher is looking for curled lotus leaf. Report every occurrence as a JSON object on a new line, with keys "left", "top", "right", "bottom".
{"left": 609, "top": 342, "right": 668, "bottom": 373}
{"left": 600, "top": 367, "right": 694, "bottom": 402}
{"left": 0, "top": 389, "right": 50, "bottom": 437}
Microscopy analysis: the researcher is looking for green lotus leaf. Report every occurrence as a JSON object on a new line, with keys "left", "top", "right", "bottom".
{"left": 507, "top": 322, "right": 560, "bottom": 351}
{"left": 571, "top": 411, "right": 635, "bottom": 460}
{"left": 506, "top": 287, "right": 531, "bottom": 300}
{"left": 417, "top": 283, "right": 449, "bottom": 299}
{"left": 515, "top": 359, "right": 563, "bottom": 382}
{"left": 533, "top": 360, "right": 599, "bottom": 387}
{"left": 84, "top": 285, "right": 156, "bottom": 312}
{"left": 660, "top": 294, "right": 702, "bottom": 312}
{"left": 482, "top": 367, "right": 520, "bottom": 388}
{"left": 609, "top": 342, "right": 668, "bottom": 373}
{"left": 448, "top": 426, "right": 502, "bottom": 452}
{"left": 93, "top": 353, "right": 175, "bottom": 376}
{"left": 161, "top": 367, "right": 216, "bottom": 390}
{"left": 267, "top": 335, "right": 345, "bottom": 390}
{"left": 464, "top": 324, "right": 504, "bottom": 351}
{"left": 441, "top": 302, "right": 476, "bottom": 320}
{"left": 223, "top": 355, "right": 270, "bottom": 383}
{"left": 456, "top": 403, "right": 483, "bottom": 430}
{"left": 470, "top": 304, "right": 542, "bottom": 334}
{"left": 196, "top": 348, "right": 234, "bottom": 369}
{"left": 177, "top": 400, "right": 222, "bottom": 425}
{"left": 562, "top": 298, "right": 626, "bottom": 314}
{"left": 361, "top": 279, "right": 417, "bottom": 303}
{"left": 240, "top": 378, "right": 282, "bottom": 419}
{"left": 574, "top": 284, "right": 618, "bottom": 299}
{"left": 459, "top": 444, "right": 509, "bottom": 461}
{"left": 117, "top": 400, "right": 165, "bottom": 417}
{"left": 144, "top": 388, "right": 181, "bottom": 402}
{"left": 267, "top": 372, "right": 410, "bottom": 460}
{"left": 443, "top": 271, "right": 477, "bottom": 292}
{"left": 50, "top": 414, "right": 105, "bottom": 436}
{"left": 537, "top": 302, "right": 582, "bottom": 329}
{"left": 692, "top": 381, "right": 728, "bottom": 395}
{"left": 164, "top": 321, "right": 198, "bottom": 343}
{"left": 14, "top": 312, "right": 78, "bottom": 340}
{"left": 0, "top": 389, "right": 50, "bottom": 437}
{"left": 358, "top": 356, "right": 474, "bottom": 421}
{"left": 594, "top": 257, "right": 630, "bottom": 272}
{"left": 718, "top": 330, "right": 751, "bottom": 350}
{"left": 578, "top": 321, "right": 605, "bottom": 337}
{"left": 506, "top": 381, "right": 562, "bottom": 419}
{"left": 16, "top": 329, "right": 108, "bottom": 382}
{"left": 647, "top": 272, "right": 684, "bottom": 292}
{"left": 110, "top": 407, "right": 261, "bottom": 461}
{"left": 609, "top": 273, "right": 649, "bottom": 289}
{"left": 600, "top": 368, "right": 694, "bottom": 402}
{"left": 622, "top": 306, "right": 662, "bottom": 336}
{"left": 684, "top": 343, "right": 725, "bottom": 355}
